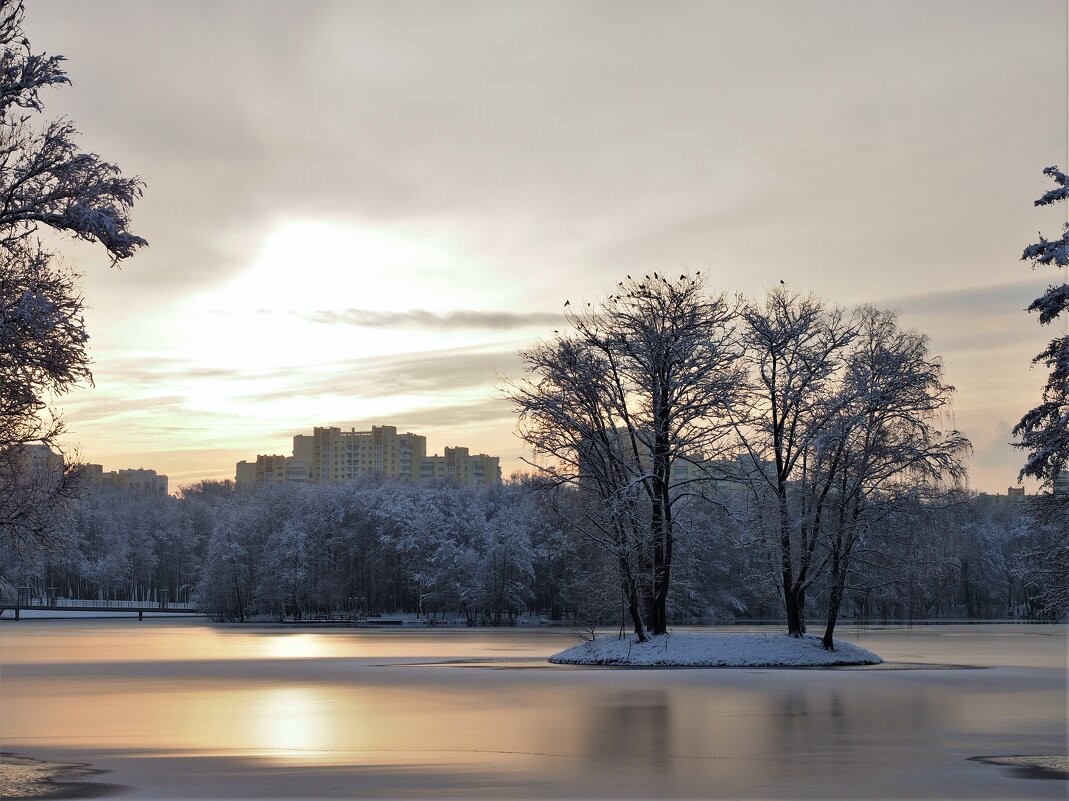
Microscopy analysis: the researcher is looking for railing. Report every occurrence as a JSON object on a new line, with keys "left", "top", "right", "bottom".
{"left": 0, "top": 596, "right": 203, "bottom": 619}
{"left": 2, "top": 597, "right": 197, "bottom": 609}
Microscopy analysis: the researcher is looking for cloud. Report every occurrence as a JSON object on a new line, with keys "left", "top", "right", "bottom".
{"left": 90, "top": 356, "right": 260, "bottom": 388}
{"left": 57, "top": 394, "right": 187, "bottom": 424}
{"left": 301, "top": 308, "right": 563, "bottom": 330}
{"left": 240, "top": 344, "right": 524, "bottom": 403}
{"left": 876, "top": 279, "right": 1050, "bottom": 317}
{"left": 295, "top": 397, "right": 515, "bottom": 438}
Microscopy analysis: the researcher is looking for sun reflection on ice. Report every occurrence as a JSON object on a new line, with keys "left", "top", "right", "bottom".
{"left": 254, "top": 686, "right": 335, "bottom": 758}
{"left": 262, "top": 633, "right": 331, "bottom": 660}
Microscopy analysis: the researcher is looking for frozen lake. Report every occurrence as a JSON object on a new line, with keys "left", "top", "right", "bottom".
{"left": 1, "top": 622, "right": 1065, "bottom": 799}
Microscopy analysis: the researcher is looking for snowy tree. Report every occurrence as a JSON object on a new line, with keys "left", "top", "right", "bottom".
{"left": 509, "top": 273, "right": 744, "bottom": 638}
{"left": 0, "top": 2, "right": 145, "bottom": 258}
{"left": 1013, "top": 166, "right": 1069, "bottom": 486}
{"left": 510, "top": 336, "right": 652, "bottom": 638}
{"left": 0, "top": 0, "right": 145, "bottom": 551}
{"left": 730, "top": 287, "right": 858, "bottom": 637}
{"left": 477, "top": 484, "right": 537, "bottom": 624}
{"left": 1017, "top": 495, "right": 1069, "bottom": 619}
{"left": 816, "top": 307, "right": 970, "bottom": 648}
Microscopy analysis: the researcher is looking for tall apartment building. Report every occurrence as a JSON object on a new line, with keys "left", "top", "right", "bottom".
{"left": 235, "top": 425, "right": 501, "bottom": 488}
{"left": 311, "top": 425, "right": 427, "bottom": 481}
{"left": 420, "top": 446, "right": 501, "bottom": 487}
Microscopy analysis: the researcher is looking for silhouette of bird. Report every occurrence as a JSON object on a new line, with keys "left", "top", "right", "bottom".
{"left": 564, "top": 300, "right": 570, "bottom": 306}
{"left": 780, "top": 280, "right": 785, "bottom": 285}
{"left": 680, "top": 274, "right": 685, "bottom": 280}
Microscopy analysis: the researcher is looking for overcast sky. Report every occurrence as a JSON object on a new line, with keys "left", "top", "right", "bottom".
{"left": 25, "top": 0, "right": 1069, "bottom": 492}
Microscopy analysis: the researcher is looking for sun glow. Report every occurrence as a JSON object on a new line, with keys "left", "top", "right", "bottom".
{"left": 178, "top": 220, "right": 506, "bottom": 369}
{"left": 254, "top": 686, "right": 333, "bottom": 756}
{"left": 202, "top": 220, "right": 502, "bottom": 315}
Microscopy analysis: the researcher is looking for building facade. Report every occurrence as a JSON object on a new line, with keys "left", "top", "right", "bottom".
{"left": 420, "top": 446, "right": 501, "bottom": 487}
{"left": 18, "top": 443, "right": 64, "bottom": 475}
{"left": 235, "top": 425, "right": 500, "bottom": 488}
{"left": 1054, "top": 470, "right": 1069, "bottom": 499}
{"left": 311, "top": 425, "right": 427, "bottom": 482}
{"left": 86, "top": 465, "right": 169, "bottom": 494}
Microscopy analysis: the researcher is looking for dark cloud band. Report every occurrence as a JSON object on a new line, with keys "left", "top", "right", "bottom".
{"left": 301, "top": 308, "right": 562, "bottom": 330}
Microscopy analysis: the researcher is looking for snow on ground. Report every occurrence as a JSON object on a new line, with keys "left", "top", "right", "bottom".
{"left": 550, "top": 631, "right": 882, "bottom": 667}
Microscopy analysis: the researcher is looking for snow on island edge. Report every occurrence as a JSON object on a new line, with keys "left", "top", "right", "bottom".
{"left": 549, "top": 632, "right": 882, "bottom": 667}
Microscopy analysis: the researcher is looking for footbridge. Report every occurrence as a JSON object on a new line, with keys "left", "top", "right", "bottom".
{"left": 1, "top": 592, "right": 203, "bottom": 620}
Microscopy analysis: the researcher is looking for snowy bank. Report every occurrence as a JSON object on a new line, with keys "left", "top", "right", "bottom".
{"left": 550, "top": 632, "right": 882, "bottom": 667}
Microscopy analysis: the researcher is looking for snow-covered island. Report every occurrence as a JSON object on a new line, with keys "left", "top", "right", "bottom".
{"left": 550, "top": 632, "right": 882, "bottom": 667}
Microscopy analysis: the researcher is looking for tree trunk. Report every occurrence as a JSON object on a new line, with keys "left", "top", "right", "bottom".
{"left": 619, "top": 555, "right": 648, "bottom": 642}
{"left": 784, "top": 587, "right": 803, "bottom": 637}
{"left": 649, "top": 490, "right": 668, "bottom": 635}
{"left": 821, "top": 582, "right": 844, "bottom": 650}
{"left": 778, "top": 485, "right": 803, "bottom": 636}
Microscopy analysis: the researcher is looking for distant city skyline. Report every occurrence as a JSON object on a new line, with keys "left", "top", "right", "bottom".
{"left": 23, "top": 0, "right": 1068, "bottom": 493}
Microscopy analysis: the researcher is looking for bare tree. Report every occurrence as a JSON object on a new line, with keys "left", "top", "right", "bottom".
{"left": 509, "top": 273, "right": 743, "bottom": 637}
{"left": 731, "top": 287, "right": 858, "bottom": 636}
{"left": 817, "top": 307, "right": 970, "bottom": 648}
{"left": 0, "top": 441, "right": 85, "bottom": 553}
{"left": 510, "top": 328, "right": 655, "bottom": 639}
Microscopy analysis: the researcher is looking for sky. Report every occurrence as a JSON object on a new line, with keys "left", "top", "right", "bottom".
{"left": 23, "top": 0, "right": 1069, "bottom": 493}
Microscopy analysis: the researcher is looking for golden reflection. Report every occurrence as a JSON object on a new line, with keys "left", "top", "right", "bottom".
{"left": 254, "top": 687, "right": 334, "bottom": 757}
{"left": 262, "top": 633, "right": 329, "bottom": 660}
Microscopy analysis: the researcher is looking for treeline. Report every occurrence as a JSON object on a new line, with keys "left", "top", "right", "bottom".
{"left": 2, "top": 476, "right": 1065, "bottom": 623}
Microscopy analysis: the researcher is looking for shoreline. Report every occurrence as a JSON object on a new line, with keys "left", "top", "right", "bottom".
{"left": 550, "top": 631, "right": 884, "bottom": 667}
{"left": 0, "top": 753, "right": 124, "bottom": 800}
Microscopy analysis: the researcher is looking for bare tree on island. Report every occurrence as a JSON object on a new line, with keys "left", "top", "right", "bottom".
{"left": 0, "top": 0, "right": 145, "bottom": 552}
{"left": 730, "top": 288, "right": 858, "bottom": 637}
{"left": 816, "top": 307, "right": 970, "bottom": 648}
{"left": 508, "top": 273, "right": 744, "bottom": 638}
{"left": 728, "top": 293, "right": 970, "bottom": 641}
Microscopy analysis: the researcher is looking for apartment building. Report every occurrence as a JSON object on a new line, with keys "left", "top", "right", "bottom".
{"left": 17, "top": 443, "right": 64, "bottom": 475}
{"left": 420, "top": 446, "right": 501, "bottom": 487}
{"left": 85, "top": 464, "right": 169, "bottom": 494}
{"left": 1054, "top": 470, "right": 1069, "bottom": 499}
{"left": 235, "top": 460, "right": 257, "bottom": 486}
{"left": 311, "top": 425, "right": 427, "bottom": 481}
{"left": 236, "top": 449, "right": 311, "bottom": 488}
{"left": 235, "top": 425, "right": 500, "bottom": 488}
